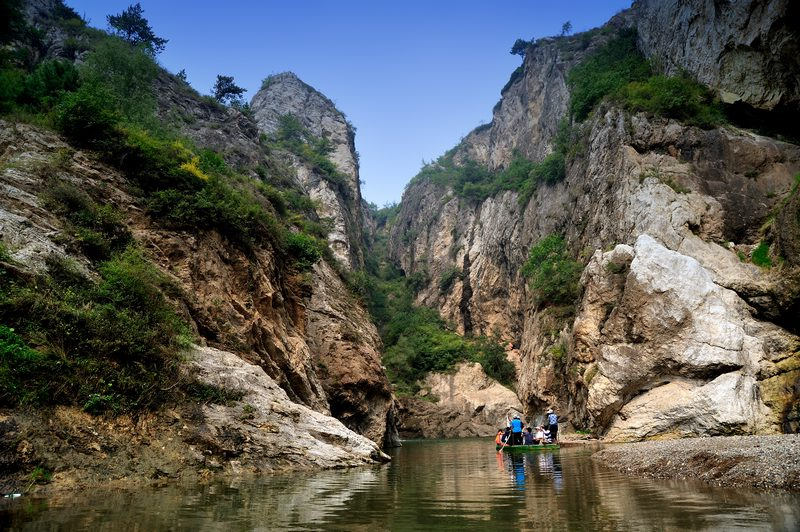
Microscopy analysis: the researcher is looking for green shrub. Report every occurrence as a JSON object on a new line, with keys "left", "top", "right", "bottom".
{"left": 257, "top": 182, "right": 288, "bottom": 216}
{"left": 614, "top": 75, "right": 725, "bottom": 128}
{"left": 0, "top": 68, "right": 25, "bottom": 113}
{"left": 405, "top": 270, "right": 429, "bottom": 294}
{"left": 439, "top": 266, "right": 462, "bottom": 293}
{"left": 0, "top": 247, "right": 190, "bottom": 412}
{"left": 19, "top": 59, "right": 80, "bottom": 111}
{"left": 522, "top": 234, "right": 583, "bottom": 307}
{"left": 0, "top": 243, "right": 11, "bottom": 262}
{"left": 531, "top": 151, "right": 565, "bottom": 184}
{"left": 474, "top": 338, "right": 516, "bottom": 386}
{"left": 53, "top": 82, "right": 120, "bottom": 148}
{"left": 567, "top": 28, "right": 651, "bottom": 121}
{"left": 0, "top": 325, "right": 48, "bottom": 405}
{"left": 197, "top": 148, "right": 228, "bottom": 175}
{"left": 43, "top": 181, "right": 130, "bottom": 261}
{"left": 80, "top": 38, "right": 158, "bottom": 125}
{"left": 147, "top": 177, "right": 277, "bottom": 247}
{"left": 751, "top": 241, "right": 772, "bottom": 268}
{"left": 284, "top": 231, "right": 323, "bottom": 271}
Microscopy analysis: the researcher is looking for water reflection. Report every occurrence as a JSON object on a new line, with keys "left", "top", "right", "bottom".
{"left": 1, "top": 439, "right": 798, "bottom": 531}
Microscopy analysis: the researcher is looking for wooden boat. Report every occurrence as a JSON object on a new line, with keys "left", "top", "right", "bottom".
{"left": 496, "top": 443, "right": 560, "bottom": 452}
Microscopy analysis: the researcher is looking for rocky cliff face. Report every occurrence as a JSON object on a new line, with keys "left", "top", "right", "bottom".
{"left": 0, "top": 122, "right": 393, "bottom": 485}
{"left": 251, "top": 72, "right": 366, "bottom": 270}
{"left": 389, "top": 1, "right": 800, "bottom": 440}
{"left": 633, "top": 0, "right": 800, "bottom": 112}
{"left": 396, "top": 362, "right": 522, "bottom": 439}
{"left": 0, "top": 1, "right": 396, "bottom": 487}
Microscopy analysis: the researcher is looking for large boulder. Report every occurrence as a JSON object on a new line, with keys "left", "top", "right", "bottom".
{"left": 577, "top": 235, "right": 799, "bottom": 440}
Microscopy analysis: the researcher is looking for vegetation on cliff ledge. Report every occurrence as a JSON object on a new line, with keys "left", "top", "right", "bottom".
{"left": 522, "top": 234, "right": 583, "bottom": 308}
{"left": 567, "top": 28, "right": 725, "bottom": 128}
{"left": 0, "top": 248, "right": 190, "bottom": 413}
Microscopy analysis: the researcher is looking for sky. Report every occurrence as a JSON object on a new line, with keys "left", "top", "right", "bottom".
{"left": 67, "top": 0, "right": 631, "bottom": 206}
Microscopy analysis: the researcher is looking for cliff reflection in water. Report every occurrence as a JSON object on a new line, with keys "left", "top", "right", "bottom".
{"left": 2, "top": 439, "right": 799, "bottom": 531}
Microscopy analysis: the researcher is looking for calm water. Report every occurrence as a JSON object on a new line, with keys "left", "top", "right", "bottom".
{"left": 2, "top": 438, "right": 799, "bottom": 531}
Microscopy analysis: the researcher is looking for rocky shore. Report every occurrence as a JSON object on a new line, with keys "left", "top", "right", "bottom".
{"left": 593, "top": 435, "right": 800, "bottom": 491}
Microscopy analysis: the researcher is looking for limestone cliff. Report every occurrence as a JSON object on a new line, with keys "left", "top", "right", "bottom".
{"left": 397, "top": 362, "right": 523, "bottom": 439}
{"left": 633, "top": 0, "right": 800, "bottom": 112}
{"left": 388, "top": 0, "right": 800, "bottom": 440}
{"left": 251, "top": 72, "right": 366, "bottom": 270}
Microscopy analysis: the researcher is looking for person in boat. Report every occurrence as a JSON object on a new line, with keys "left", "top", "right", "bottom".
{"left": 509, "top": 414, "right": 524, "bottom": 445}
{"left": 534, "top": 425, "right": 545, "bottom": 444}
{"left": 500, "top": 427, "right": 512, "bottom": 444}
{"left": 542, "top": 426, "right": 551, "bottom": 443}
{"left": 495, "top": 429, "right": 504, "bottom": 445}
{"left": 547, "top": 408, "right": 559, "bottom": 443}
{"left": 522, "top": 427, "right": 535, "bottom": 445}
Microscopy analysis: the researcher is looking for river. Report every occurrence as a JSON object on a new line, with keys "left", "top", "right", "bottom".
{"left": 2, "top": 438, "right": 799, "bottom": 530}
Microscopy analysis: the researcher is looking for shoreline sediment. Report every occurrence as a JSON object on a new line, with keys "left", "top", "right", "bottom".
{"left": 592, "top": 434, "right": 800, "bottom": 491}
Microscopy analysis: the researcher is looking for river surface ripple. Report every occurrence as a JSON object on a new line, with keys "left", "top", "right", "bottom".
{"left": 2, "top": 438, "right": 799, "bottom": 531}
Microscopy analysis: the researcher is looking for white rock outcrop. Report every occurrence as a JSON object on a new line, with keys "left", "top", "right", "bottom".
{"left": 579, "top": 235, "right": 790, "bottom": 440}
{"left": 189, "top": 346, "right": 389, "bottom": 468}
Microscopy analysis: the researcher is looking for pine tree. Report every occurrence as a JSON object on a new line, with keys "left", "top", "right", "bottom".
{"left": 107, "top": 3, "right": 167, "bottom": 55}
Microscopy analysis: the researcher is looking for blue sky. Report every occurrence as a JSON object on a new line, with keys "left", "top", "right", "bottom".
{"left": 68, "top": 0, "right": 631, "bottom": 206}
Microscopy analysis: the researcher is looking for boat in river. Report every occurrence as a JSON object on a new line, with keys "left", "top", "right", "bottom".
{"left": 496, "top": 443, "right": 560, "bottom": 452}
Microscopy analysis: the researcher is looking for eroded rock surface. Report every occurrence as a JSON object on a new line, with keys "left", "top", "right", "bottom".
{"left": 306, "top": 261, "right": 397, "bottom": 446}
{"left": 578, "top": 235, "right": 798, "bottom": 440}
{"left": 633, "top": 0, "right": 800, "bottom": 111}
{"left": 187, "top": 346, "right": 388, "bottom": 469}
{"left": 396, "top": 363, "right": 522, "bottom": 439}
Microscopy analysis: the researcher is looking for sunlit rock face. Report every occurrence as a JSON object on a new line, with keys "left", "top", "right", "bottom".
{"left": 189, "top": 346, "right": 389, "bottom": 468}
{"left": 396, "top": 362, "right": 522, "bottom": 439}
{"left": 388, "top": 1, "right": 800, "bottom": 440}
{"left": 579, "top": 235, "right": 798, "bottom": 441}
{"left": 251, "top": 72, "right": 365, "bottom": 270}
{"left": 249, "top": 72, "right": 396, "bottom": 446}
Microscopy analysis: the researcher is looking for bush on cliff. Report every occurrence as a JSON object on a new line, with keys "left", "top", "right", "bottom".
{"left": 0, "top": 247, "right": 190, "bottom": 412}
{"left": 42, "top": 181, "right": 131, "bottom": 261}
{"left": 567, "top": 28, "right": 724, "bottom": 128}
{"left": 613, "top": 74, "right": 725, "bottom": 128}
{"left": 522, "top": 234, "right": 583, "bottom": 307}
{"left": 567, "top": 28, "right": 650, "bottom": 121}
{"left": 53, "top": 83, "right": 121, "bottom": 148}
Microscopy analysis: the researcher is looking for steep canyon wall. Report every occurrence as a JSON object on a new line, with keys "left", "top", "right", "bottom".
{"left": 388, "top": 0, "right": 800, "bottom": 440}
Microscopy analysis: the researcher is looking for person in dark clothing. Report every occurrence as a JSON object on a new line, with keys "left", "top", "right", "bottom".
{"left": 522, "top": 427, "right": 535, "bottom": 445}
{"left": 547, "top": 408, "right": 559, "bottom": 443}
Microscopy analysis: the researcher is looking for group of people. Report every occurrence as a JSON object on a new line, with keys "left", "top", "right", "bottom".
{"left": 495, "top": 408, "right": 559, "bottom": 446}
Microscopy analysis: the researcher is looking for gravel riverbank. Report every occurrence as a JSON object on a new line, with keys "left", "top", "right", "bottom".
{"left": 593, "top": 434, "right": 800, "bottom": 491}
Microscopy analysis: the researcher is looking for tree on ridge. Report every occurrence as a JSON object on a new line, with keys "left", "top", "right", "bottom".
{"left": 107, "top": 3, "right": 168, "bottom": 55}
